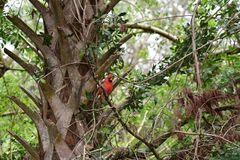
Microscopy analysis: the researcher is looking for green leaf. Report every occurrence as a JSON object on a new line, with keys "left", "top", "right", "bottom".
{"left": 208, "top": 19, "right": 217, "bottom": 27}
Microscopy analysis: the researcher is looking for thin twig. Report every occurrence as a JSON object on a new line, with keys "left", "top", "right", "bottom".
{"left": 191, "top": 0, "right": 202, "bottom": 88}
{"left": 134, "top": 14, "right": 193, "bottom": 23}
{"left": 90, "top": 71, "right": 161, "bottom": 159}
{"left": 174, "top": 130, "right": 240, "bottom": 148}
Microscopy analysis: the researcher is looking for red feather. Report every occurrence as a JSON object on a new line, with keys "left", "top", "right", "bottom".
{"left": 96, "top": 73, "right": 113, "bottom": 96}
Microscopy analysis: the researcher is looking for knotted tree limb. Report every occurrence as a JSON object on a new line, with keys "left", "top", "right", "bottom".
{"left": 8, "top": 130, "right": 40, "bottom": 160}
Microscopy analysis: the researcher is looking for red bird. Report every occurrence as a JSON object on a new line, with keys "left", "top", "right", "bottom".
{"left": 96, "top": 73, "right": 113, "bottom": 97}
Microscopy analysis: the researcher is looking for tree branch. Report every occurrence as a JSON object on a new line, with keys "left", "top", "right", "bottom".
{"left": 4, "top": 48, "right": 40, "bottom": 76}
{"left": 124, "top": 23, "right": 178, "bottom": 42}
{"left": 98, "top": 33, "right": 134, "bottom": 66}
{"left": 10, "top": 96, "right": 52, "bottom": 159}
{"left": 6, "top": 16, "right": 57, "bottom": 66}
{"left": 19, "top": 34, "right": 44, "bottom": 60}
{"left": 213, "top": 47, "right": 240, "bottom": 55}
{"left": 103, "top": 0, "right": 121, "bottom": 15}
{"left": 191, "top": 0, "right": 202, "bottom": 88}
{"left": 214, "top": 104, "right": 240, "bottom": 112}
{"left": 96, "top": 53, "right": 120, "bottom": 77}
{"left": 8, "top": 130, "right": 40, "bottom": 160}
{"left": 103, "top": 147, "right": 146, "bottom": 160}
{"left": 10, "top": 96, "right": 41, "bottom": 126}
{"left": 1, "top": 111, "right": 24, "bottom": 117}
{"left": 29, "top": 0, "right": 47, "bottom": 16}
{"left": 111, "top": 106, "right": 161, "bottom": 159}
{"left": 173, "top": 130, "right": 240, "bottom": 148}
{"left": 94, "top": 85, "right": 162, "bottom": 159}
{"left": 20, "top": 85, "right": 42, "bottom": 109}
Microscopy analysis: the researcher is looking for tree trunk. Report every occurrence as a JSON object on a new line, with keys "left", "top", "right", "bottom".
{"left": 5, "top": 0, "right": 121, "bottom": 159}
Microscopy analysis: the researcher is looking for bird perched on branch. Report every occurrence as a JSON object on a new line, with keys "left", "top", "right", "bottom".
{"left": 96, "top": 73, "right": 113, "bottom": 97}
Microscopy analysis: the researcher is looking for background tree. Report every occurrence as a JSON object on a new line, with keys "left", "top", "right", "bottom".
{"left": 0, "top": 0, "right": 240, "bottom": 159}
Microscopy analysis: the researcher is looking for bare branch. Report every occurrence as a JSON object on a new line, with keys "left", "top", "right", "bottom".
{"left": 214, "top": 104, "right": 240, "bottom": 112}
{"left": 173, "top": 130, "right": 240, "bottom": 148}
{"left": 4, "top": 48, "right": 40, "bottom": 76}
{"left": 29, "top": 0, "right": 47, "bottom": 16}
{"left": 91, "top": 78, "right": 162, "bottom": 159}
{"left": 19, "top": 34, "right": 44, "bottom": 60}
{"left": 104, "top": 147, "right": 146, "bottom": 160}
{"left": 6, "top": 16, "right": 58, "bottom": 66}
{"left": 10, "top": 96, "right": 41, "bottom": 125}
{"left": 8, "top": 130, "right": 40, "bottom": 160}
{"left": 213, "top": 47, "right": 240, "bottom": 55}
{"left": 96, "top": 53, "right": 120, "bottom": 77}
{"left": 111, "top": 106, "right": 161, "bottom": 159}
{"left": 95, "top": 99, "right": 129, "bottom": 129}
{"left": 1, "top": 111, "right": 24, "bottom": 117}
{"left": 103, "top": 0, "right": 121, "bottom": 15}
{"left": 10, "top": 96, "right": 52, "bottom": 159}
{"left": 151, "top": 132, "right": 172, "bottom": 148}
{"left": 20, "top": 85, "right": 42, "bottom": 109}
{"left": 124, "top": 23, "right": 178, "bottom": 42}
{"left": 191, "top": 0, "right": 202, "bottom": 88}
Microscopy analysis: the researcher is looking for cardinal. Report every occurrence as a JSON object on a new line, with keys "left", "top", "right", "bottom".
{"left": 96, "top": 73, "right": 113, "bottom": 97}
